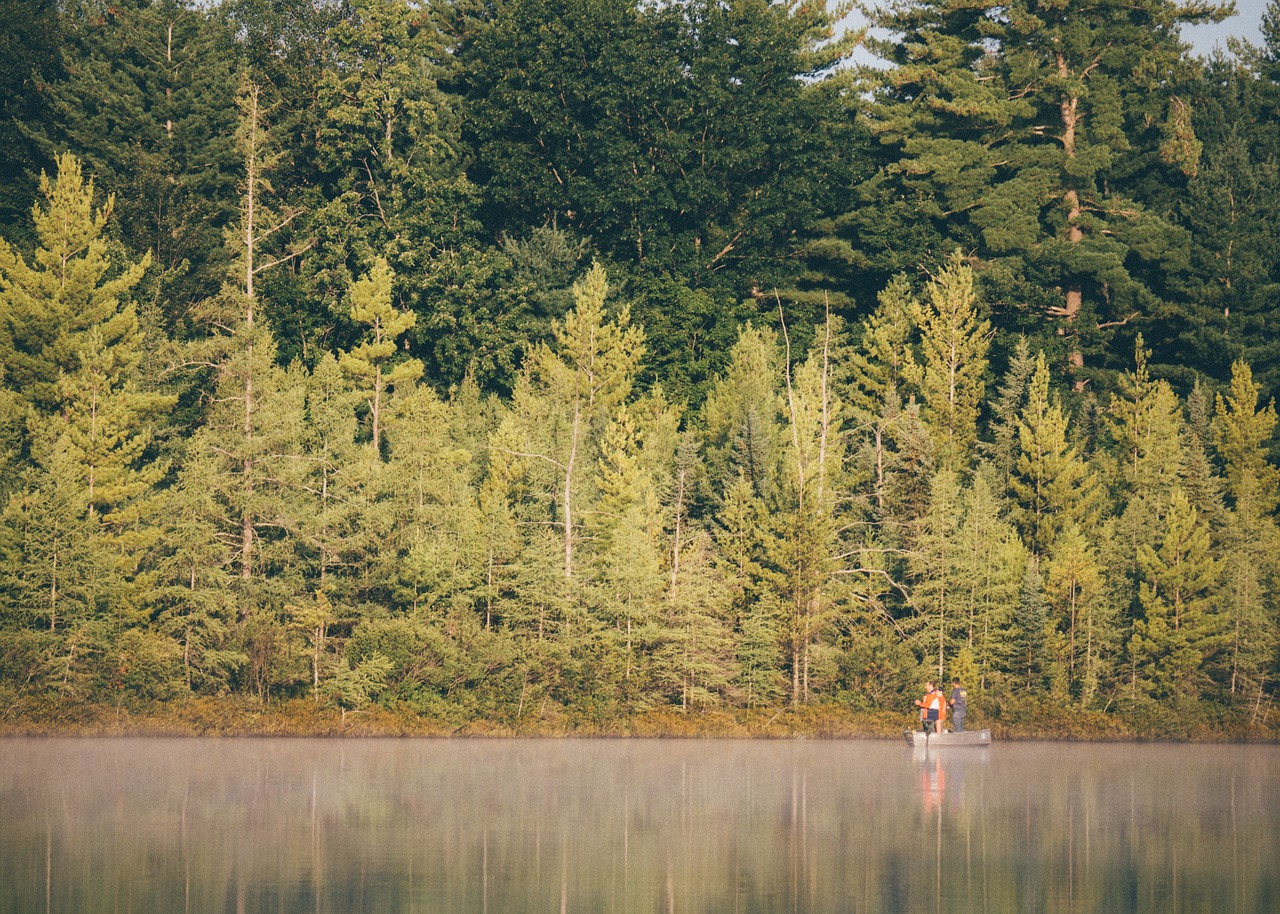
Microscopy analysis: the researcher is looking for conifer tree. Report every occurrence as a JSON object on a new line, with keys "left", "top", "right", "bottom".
{"left": 1009, "top": 351, "right": 1100, "bottom": 555}
{"left": 953, "top": 470, "right": 1027, "bottom": 684}
{"left": 776, "top": 311, "right": 846, "bottom": 703}
{"left": 339, "top": 257, "right": 423, "bottom": 454}
{"left": 295, "top": 352, "right": 375, "bottom": 597}
{"left": 1217, "top": 475, "right": 1279, "bottom": 706}
{"left": 702, "top": 323, "right": 787, "bottom": 502}
{"left": 376, "top": 382, "right": 485, "bottom": 614}
{"left": 186, "top": 79, "right": 308, "bottom": 595}
{"left": 1128, "top": 488, "right": 1224, "bottom": 700}
{"left": 149, "top": 452, "right": 245, "bottom": 693}
{"left": 1044, "top": 523, "right": 1115, "bottom": 706}
{"left": 496, "top": 263, "right": 643, "bottom": 580}
{"left": 902, "top": 252, "right": 991, "bottom": 470}
{"left": 983, "top": 336, "right": 1038, "bottom": 486}
{"left": 306, "top": 0, "right": 474, "bottom": 303}
{"left": 1109, "top": 337, "right": 1188, "bottom": 506}
{"left": 0, "top": 153, "right": 151, "bottom": 412}
{"left": 1213, "top": 358, "right": 1280, "bottom": 514}
{"left": 908, "top": 468, "right": 963, "bottom": 678}
{"left": 41, "top": 0, "right": 239, "bottom": 310}
{"left": 53, "top": 326, "right": 173, "bottom": 525}
{"left": 862, "top": 0, "right": 1227, "bottom": 381}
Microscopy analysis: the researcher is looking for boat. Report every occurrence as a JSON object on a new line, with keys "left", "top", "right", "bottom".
{"left": 903, "top": 729, "right": 992, "bottom": 748}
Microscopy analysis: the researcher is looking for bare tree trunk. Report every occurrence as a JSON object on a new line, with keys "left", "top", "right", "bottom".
{"left": 563, "top": 395, "right": 580, "bottom": 578}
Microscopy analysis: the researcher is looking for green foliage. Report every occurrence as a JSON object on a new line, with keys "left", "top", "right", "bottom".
{"left": 2, "top": 0, "right": 1280, "bottom": 736}
{"left": 0, "top": 153, "right": 151, "bottom": 412}
{"left": 38, "top": 0, "right": 239, "bottom": 316}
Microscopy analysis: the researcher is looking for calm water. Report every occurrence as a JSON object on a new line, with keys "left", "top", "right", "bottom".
{"left": 1, "top": 737, "right": 1276, "bottom": 914}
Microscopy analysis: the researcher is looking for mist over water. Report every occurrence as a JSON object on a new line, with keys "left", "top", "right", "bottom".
{"left": 1, "top": 738, "right": 1276, "bottom": 913}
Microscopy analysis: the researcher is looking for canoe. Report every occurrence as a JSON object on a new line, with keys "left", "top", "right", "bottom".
{"left": 903, "top": 729, "right": 992, "bottom": 748}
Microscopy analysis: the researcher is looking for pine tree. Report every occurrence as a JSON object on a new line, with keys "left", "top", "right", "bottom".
{"left": 953, "top": 470, "right": 1027, "bottom": 686}
{"left": 295, "top": 353, "right": 375, "bottom": 597}
{"left": 0, "top": 0, "right": 61, "bottom": 242}
{"left": 1044, "top": 523, "right": 1116, "bottom": 706}
{"left": 338, "top": 257, "right": 423, "bottom": 454}
{"left": 982, "top": 336, "right": 1038, "bottom": 485}
{"left": 499, "top": 263, "right": 644, "bottom": 579}
{"left": 654, "top": 530, "right": 736, "bottom": 710}
{"left": 149, "top": 452, "right": 246, "bottom": 694}
{"left": 40, "top": 0, "right": 239, "bottom": 311}
{"left": 1213, "top": 358, "right": 1280, "bottom": 514}
{"left": 862, "top": 0, "right": 1226, "bottom": 382}
{"left": 776, "top": 310, "right": 846, "bottom": 704}
{"left": 53, "top": 326, "right": 172, "bottom": 525}
{"left": 305, "top": 0, "right": 474, "bottom": 306}
{"left": 186, "top": 77, "right": 309, "bottom": 594}
{"left": 0, "top": 153, "right": 151, "bottom": 412}
{"left": 380, "top": 383, "right": 483, "bottom": 613}
{"left": 907, "top": 468, "right": 963, "bottom": 679}
{"left": 902, "top": 252, "right": 991, "bottom": 470}
{"left": 701, "top": 323, "right": 786, "bottom": 502}
{"left": 1217, "top": 475, "right": 1280, "bottom": 706}
{"left": 1009, "top": 351, "right": 1100, "bottom": 555}
{"left": 1128, "top": 488, "right": 1224, "bottom": 700}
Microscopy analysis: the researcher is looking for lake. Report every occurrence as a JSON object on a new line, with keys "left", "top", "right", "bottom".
{"left": 1, "top": 737, "right": 1276, "bottom": 913}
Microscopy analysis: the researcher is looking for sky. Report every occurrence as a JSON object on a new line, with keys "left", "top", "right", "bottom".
{"left": 1183, "top": 0, "right": 1271, "bottom": 56}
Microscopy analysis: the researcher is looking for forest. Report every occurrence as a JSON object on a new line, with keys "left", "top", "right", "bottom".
{"left": 2, "top": 0, "right": 1279, "bottom": 737}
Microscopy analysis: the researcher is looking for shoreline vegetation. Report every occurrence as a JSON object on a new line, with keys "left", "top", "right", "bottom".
{"left": 3, "top": 699, "right": 1275, "bottom": 743}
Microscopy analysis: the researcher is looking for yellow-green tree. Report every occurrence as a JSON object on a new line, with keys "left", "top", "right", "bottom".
{"left": 902, "top": 252, "right": 990, "bottom": 471}
{"left": 0, "top": 153, "right": 150, "bottom": 412}
{"left": 339, "top": 257, "right": 423, "bottom": 454}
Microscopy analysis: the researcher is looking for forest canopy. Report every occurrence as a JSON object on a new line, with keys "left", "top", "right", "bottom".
{"left": 1, "top": 0, "right": 1279, "bottom": 736}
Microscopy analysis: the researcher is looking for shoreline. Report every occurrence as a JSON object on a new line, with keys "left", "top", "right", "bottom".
{"left": 2, "top": 699, "right": 1275, "bottom": 743}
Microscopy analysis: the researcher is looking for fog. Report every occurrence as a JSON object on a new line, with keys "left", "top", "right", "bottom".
{"left": 1, "top": 738, "right": 1276, "bottom": 913}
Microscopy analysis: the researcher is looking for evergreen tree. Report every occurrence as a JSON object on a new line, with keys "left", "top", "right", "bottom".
{"left": 953, "top": 470, "right": 1027, "bottom": 686}
{"left": 380, "top": 383, "right": 484, "bottom": 613}
{"left": 861, "top": 0, "right": 1226, "bottom": 382}
{"left": 0, "top": 0, "right": 62, "bottom": 243}
{"left": 148, "top": 452, "right": 246, "bottom": 694}
{"left": 40, "top": 0, "right": 240, "bottom": 314}
{"left": 1128, "top": 488, "right": 1224, "bottom": 700}
{"left": 303, "top": 0, "right": 479, "bottom": 353}
{"left": 0, "top": 153, "right": 151, "bottom": 412}
{"left": 339, "top": 257, "right": 423, "bottom": 454}
{"left": 496, "top": 263, "right": 643, "bottom": 580}
{"left": 982, "top": 336, "right": 1038, "bottom": 485}
{"left": 902, "top": 252, "right": 991, "bottom": 470}
{"left": 1217, "top": 474, "right": 1280, "bottom": 705}
{"left": 185, "top": 78, "right": 308, "bottom": 604}
{"left": 907, "top": 468, "right": 964, "bottom": 678}
{"left": 1009, "top": 351, "right": 1100, "bottom": 555}
{"left": 1044, "top": 523, "right": 1116, "bottom": 706}
{"left": 295, "top": 352, "right": 376, "bottom": 598}
{"left": 1214, "top": 358, "right": 1280, "bottom": 513}
{"left": 701, "top": 323, "right": 786, "bottom": 502}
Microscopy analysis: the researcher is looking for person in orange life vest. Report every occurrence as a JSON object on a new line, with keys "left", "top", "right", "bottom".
{"left": 915, "top": 680, "right": 946, "bottom": 733}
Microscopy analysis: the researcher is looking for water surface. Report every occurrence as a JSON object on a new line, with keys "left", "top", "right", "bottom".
{"left": 1, "top": 737, "right": 1276, "bottom": 913}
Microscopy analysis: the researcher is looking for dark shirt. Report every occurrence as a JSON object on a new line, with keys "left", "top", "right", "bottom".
{"left": 950, "top": 686, "right": 966, "bottom": 713}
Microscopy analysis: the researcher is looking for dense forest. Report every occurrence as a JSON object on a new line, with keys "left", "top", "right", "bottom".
{"left": 2, "top": 0, "right": 1280, "bottom": 736}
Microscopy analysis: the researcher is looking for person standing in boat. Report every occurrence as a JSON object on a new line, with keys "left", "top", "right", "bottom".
{"left": 948, "top": 678, "right": 967, "bottom": 733}
{"left": 915, "top": 681, "right": 946, "bottom": 733}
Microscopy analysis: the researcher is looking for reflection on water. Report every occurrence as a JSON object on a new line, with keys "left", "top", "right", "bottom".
{"left": 0, "top": 738, "right": 1276, "bottom": 913}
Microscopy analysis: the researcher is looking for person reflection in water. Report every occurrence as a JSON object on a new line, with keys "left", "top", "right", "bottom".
{"left": 921, "top": 758, "right": 945, "bottom": 812}
{"left": 948, "top": 677, "right": 967, "bottom": 733}
{"left": 915, "top": 680, "right": 946, "bottom": 733}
